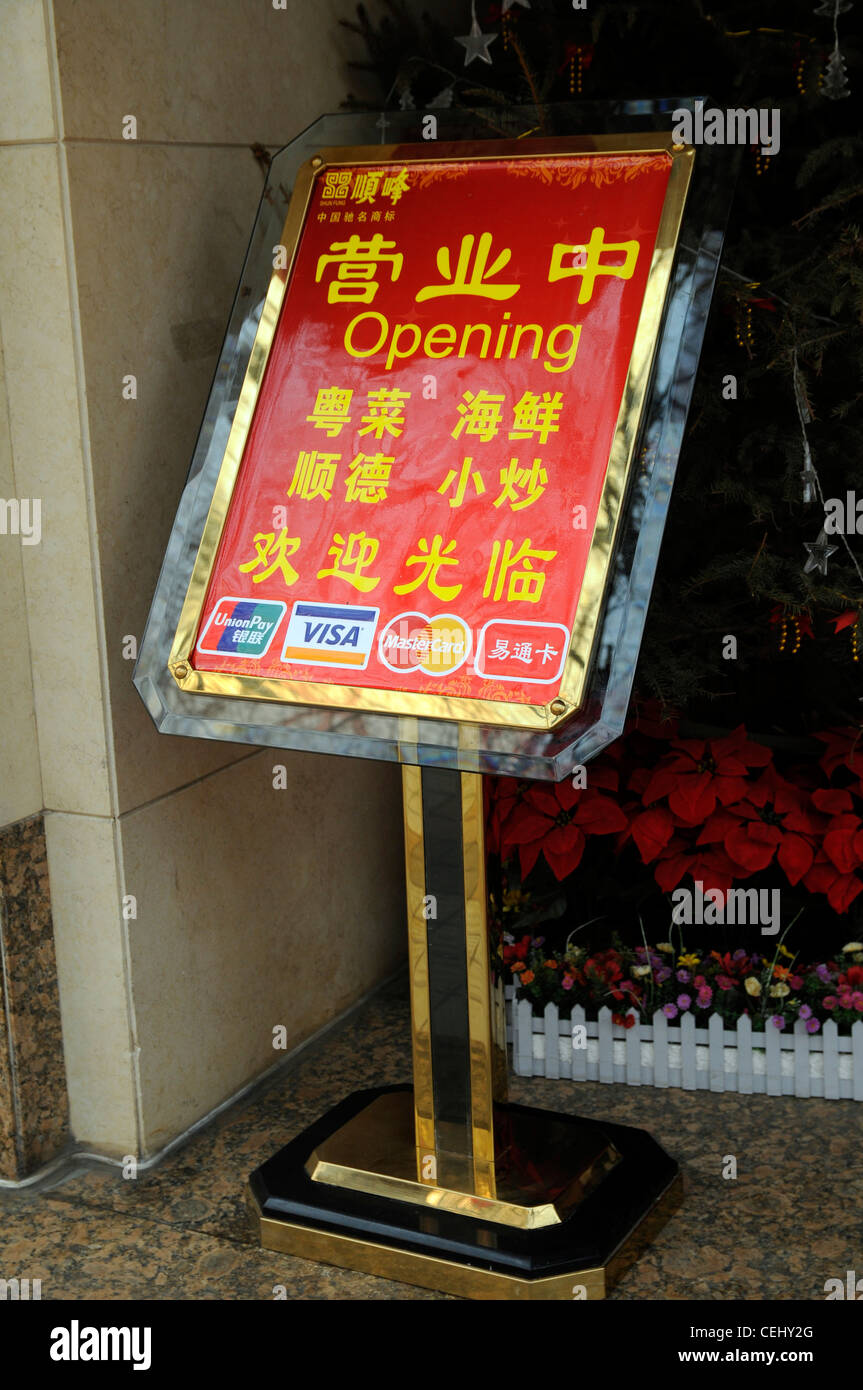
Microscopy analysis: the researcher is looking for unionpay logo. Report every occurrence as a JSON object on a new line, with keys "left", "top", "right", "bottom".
{"left": 378, "top": 611, "right": 471, "bottom": 677}
{"left": 281, "top": 601, "right": 379, "bottom": 670}
{"left": 197, "top": 597, "right": 286, "bottom": 659}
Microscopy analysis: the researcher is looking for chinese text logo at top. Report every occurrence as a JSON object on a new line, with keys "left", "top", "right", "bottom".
{"left": 320, "top": 166, "right": 411, "bottom": 207}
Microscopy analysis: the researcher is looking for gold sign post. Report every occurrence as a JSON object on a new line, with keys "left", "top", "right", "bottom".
{"left": 249, "top": 763, "right": 682, "bottom": 1298}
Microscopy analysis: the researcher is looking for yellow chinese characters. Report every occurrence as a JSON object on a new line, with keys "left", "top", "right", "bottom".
{"left": 509, "top": 391, "right": 563, "bottom": 444}
{"left": 320, "top": 167, "right": 411, "bottom": 207}
{"left": 416, "top": 232, "right": 519, "bottom": 303}
{"left": 548, "top": 226, "right": 640, "bottom": 304}
{"left": 344, "top": 454, "right": 393, "bottom": 504}
{"left": 394, "top": 535, "right": 461, "bottom": 601}
{"left": 494, "top": 458, "right": 548, "bottom": 512}
{"left": 317, "top": 532, "right": 380, "bottom": 592}
{"left": 315, "top": 234, "right": 403, "bottom": 305}
{"left": 306, "top": 387, "right": 353, "bottom": 437}
{"left": 451, "top": 389, "right": 563, "bottom": 443}
{"left": 483, "top": 539, "right": 556, "bottom": 603}
{"left": 239, "top": 530, "right": 301, "bottom": 587}
{"left": 359, "top": 387, "right": 411, "bottom": 439}
{"left": 451, "top": 390, "right": 506, "bottom": 442}
{"left": 437, "top": 459, "right": 486, "bottom": 508}
{"left": 287, "top": 451, "right": 339, "bottom": 501}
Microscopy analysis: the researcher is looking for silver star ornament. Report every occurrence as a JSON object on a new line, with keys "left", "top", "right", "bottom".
{"left": 803, "top": 528, "right": 839, "bottom": 575}
{"left": 456, "top": 4, "right": 497, "bottom": 66}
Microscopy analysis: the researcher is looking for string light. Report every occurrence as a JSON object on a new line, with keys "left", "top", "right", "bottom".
{"left": 568, "top": 47, "right": 584, "bottom": 94}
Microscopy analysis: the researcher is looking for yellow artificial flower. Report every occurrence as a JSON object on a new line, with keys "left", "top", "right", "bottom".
{"left": 656, "top": 942, "right": 674, "bottom": 954}
{"left": 769, "top": 982, "right": 790, "bottom": 998}
{"left": 777, "top": 944, "right": 794, "bottom": 959}
{"left": 631, "top": 964, "right": 651, "bottom": 978}
{"left": 503, "top": 888, "right": 529, "bottom": 913}
{"left": 745, "top": 977, "right": 762, "bottom": 997}
{"left": 678, "top": 953, "right": 701, "bottom": 968}
{"left": 842, "top": 941, "right": 863, "bottom": 953}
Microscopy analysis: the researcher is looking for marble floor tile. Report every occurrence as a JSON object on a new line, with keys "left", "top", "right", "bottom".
{"left": 1, "top": 974, "right": 860, "bottom": 1301}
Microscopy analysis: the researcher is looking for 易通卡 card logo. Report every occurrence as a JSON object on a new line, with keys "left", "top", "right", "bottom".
{"left": 475, "top": 619, "right": 569, "bottom": 684}
{"left": 378, "top": 611, "right": 471, "bottom": 677}
{"left": 196, "top": 597, "right": 287, "bottom": 659}
{"left": 281, "top": 600, "right": 379, "bottom": 670}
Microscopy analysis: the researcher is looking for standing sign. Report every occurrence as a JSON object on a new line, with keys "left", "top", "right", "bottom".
{"left": 168, "top": 136, "right": 693, "bottom": 730}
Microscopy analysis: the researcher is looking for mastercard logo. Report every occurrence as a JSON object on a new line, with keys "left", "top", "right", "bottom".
{"left": 378, "top": 611, "right": 472, "bottom": 677}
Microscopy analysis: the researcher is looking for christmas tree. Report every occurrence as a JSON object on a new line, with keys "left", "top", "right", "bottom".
{"left": 343, "top": 0, "right": 863, "bottom": 732}
{"left": 341, "top": 0, "right": 863, "bottom": 960}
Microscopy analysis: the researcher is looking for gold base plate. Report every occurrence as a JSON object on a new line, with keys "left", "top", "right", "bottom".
{"left": 304, "top": 1090, "right": 621, "bottom": 1230}
{"left": 250, "top": 1170, "right": 684, "bottom": 1300}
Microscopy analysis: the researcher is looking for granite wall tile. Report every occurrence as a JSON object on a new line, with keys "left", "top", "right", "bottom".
{"left": 0, "top": 815, "right": 70, "bottom": 1180}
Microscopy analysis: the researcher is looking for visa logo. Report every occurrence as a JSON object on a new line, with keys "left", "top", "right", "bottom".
{"left": 282, "top": 602, "right": 379, "bottom": 671}
{"left": 302, "top": 621, "right": 362, "bottom": 648}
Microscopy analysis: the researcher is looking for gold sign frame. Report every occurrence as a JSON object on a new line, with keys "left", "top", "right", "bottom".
{"left": 167, "top": 133, "right": 694, "bottom": 732}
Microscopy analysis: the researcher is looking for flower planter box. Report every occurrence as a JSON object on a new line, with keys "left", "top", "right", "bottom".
{"left": 504, "top": 988, "right": 863, "bottom": 1099}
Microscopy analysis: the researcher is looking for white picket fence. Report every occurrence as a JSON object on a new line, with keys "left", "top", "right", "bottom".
{"left": 504, "top": 986, "right": 863, "bottom": 1099}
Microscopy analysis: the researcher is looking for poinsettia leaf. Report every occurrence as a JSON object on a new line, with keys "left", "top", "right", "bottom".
{"left": 668, "top": 771, "right": 716, "bottom": 825}
{"left": 812, "top": 787, "right": 855, "bottom": 814}
{"left": 527, "top": 787, "right": 564, "bottom": 818}
{"left": 630, "top": 807, "right": 674, "bottom": 862}
{"left": 641, "top": 766, "right": 681, "bottom": 805}
{"left": 710, "top": 726, "right": 747, "bottom": 760}
{"left": 713, "top": 775, "right": 748, "bottom": 805}
{"left": 544, "top": 832, "right": 585, "bottom": 881}
{"left": 505, "top": 810, "right": 553, "bottom": 846}
{"left": 777, "top": 833, "right": 815, "bottom": 887}
{"left": 574, "top": 794, "right": 628, "bottom": 834}
{"left": 654, "top": 853, "right": 693, "bottom": 892}
{"left": 724, "top": 824, "right": 776, "bottom": 873}
{"left": 588, "top": 765, "right": 619, "bottom": 792}
{"left": 545, "top": 823, "right": 583, "bottom": 856}
{"left": 827, "top": 873, "right": 863, "bottom": 914}
{"left": 628, "top": 767, "right": 651, "bottom": 795}
{"left": 803, "top": 861, "right": 838, "bottom": 895}
{"left": 696, "top": 809, "right": 741, "bottom": 845}
{"left": 691, "top": 859, "right": 734, "bottom": 895}
{"left": 518, "top": 841, "right": 542, "bottom": 879}
{"left": 823, "top": 827, "right": 863, "bottom": 875}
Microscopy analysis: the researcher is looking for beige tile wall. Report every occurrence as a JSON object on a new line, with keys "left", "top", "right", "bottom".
{"left": 0, "top": 0, "right": 409, "bottom": 1159}
{"left": 121, "top": 751, "right": 404, "bottom": 1151}
{"left": 65, "top": 140, "right": 266, "bottom": 812}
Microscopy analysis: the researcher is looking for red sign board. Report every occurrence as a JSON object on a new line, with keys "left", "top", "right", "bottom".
{"left": 180, "top": 140, "right": 690, "bottom": 725}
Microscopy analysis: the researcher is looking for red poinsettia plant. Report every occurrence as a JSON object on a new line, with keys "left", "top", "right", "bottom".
{"left": 489, "top": 709, "right": 863, "bottom": 915}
